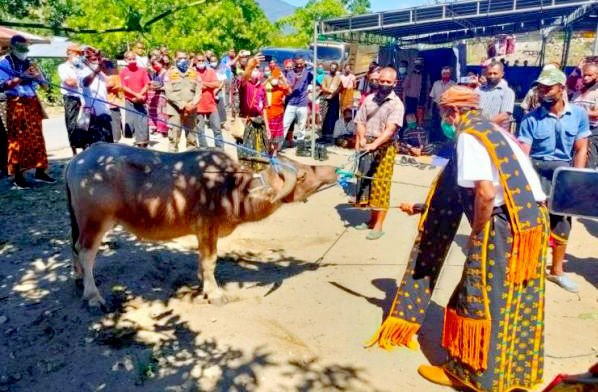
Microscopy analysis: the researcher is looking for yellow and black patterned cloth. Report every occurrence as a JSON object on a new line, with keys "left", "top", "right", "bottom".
{"left": 238, "top": 116, "right": 270, "bottom": 171}
{"left": 367, "top": 110, "right": 549, "bottom": 392}
{"left": 355, "top": 142, "right": 396, "bottom": 210}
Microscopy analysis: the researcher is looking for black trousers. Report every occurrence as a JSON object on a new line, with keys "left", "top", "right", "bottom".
{"left": 0, "top": 111, "right": 6, "bottom": 172}
{"left": 588, "top": 130, "right": 598, "bottom": 169}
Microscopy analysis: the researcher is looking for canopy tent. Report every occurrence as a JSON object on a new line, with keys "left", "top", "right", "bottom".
{"left": 320, "top": 0, "right": 598, "bottom": 45}
{"left": 0, "top": 26, "right": 50, "bottom": 46}
{"left": 28, "top": 36, "right": 71, "bottom": 58}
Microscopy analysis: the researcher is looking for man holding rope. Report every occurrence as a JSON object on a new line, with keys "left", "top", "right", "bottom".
{"left": 0, "top": 35, "right": 55, "bottom": 189}
{"left": 353, "top": 66, "right": 404, "bottom": 240}
{"left": 367, "top": 86, "right": 549, "bottom": 392}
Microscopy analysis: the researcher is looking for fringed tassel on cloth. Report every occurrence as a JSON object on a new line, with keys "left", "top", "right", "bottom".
{"left": 366, "top": 316, "right": 420, "bottom": 350}
{"left": 441, "top": 308, "right": 491, "bottom": 371}
{"left": 508, "top": 225, "right": 543, "bottom": 284}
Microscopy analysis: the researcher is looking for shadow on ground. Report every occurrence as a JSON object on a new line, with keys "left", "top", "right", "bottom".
{"left": 0, "top": 158, "right": 378, "bottom": 392}
{"left": 335, "top": 203, "right": 371, "bottom": 227}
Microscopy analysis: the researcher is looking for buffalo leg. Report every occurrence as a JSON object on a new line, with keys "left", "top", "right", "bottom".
{"left": 197, "top": 233, "right": 228, "bottom": 305}
{"left": 77, "top": 219, "right": 112, "bottom": 307}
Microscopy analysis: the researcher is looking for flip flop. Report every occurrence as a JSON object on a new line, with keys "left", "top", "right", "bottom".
{"left": 366, "top": 231, "right": 385, "bottom": 240}
{"left": 354, "top": 223, "right": 370, "bottom": 230}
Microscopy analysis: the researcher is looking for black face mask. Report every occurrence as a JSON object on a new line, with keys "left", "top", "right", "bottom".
{"left": 487, "top": 77, "right": 500, "bottom": 86}
{"left": 541, "top": 95, "right": 558, "bottom": 108}
{"left": 373, "top": 85, "right": 393, "bottom": 105}
{"left": 584, "top": 79, "right": 597, "bottom": 88}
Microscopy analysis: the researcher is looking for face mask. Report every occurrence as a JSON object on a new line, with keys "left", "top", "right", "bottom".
{"left": 13, "top": 50, "right": 28, "bottom": 61}
{"left": 541, "top": 95, "right": 558, "bottom": 107}
{"left": 330, "top": 68, "right": 337, "bottom": 74}
{"left": 370, "top": 82, "right": 379, "bottom": 92}
{"left": 264, "top": 71, "right": 271, "bottom": 77}
{"left": 127, "top": 60, "right": 138, "bottom": 68}
{"left": 398, "top": 67, "right": 407, "bottom": 75}
{"left": 317, "top": 68, "right": 325, "bottom": 75}
{"left": 197, "top": 62, "right": 206, "bottom": 70}
{"left": 441, "top": 121, "right": 457, "bottom": 140}
{"left": 373, "top": 85, "right": 393, "bottom": 105}
{"left": 487, "top": 77, "right": 500, "bottom": 86}
{"left": 251, "top": 69, "right": 260, "bottom": 80}
{"left": 406, "top": 121, "right": 417, "bottom": 129}
{"left": 210, "top": 62, "right": 218, "bottom": 68}
{"left": 152, "top": 64, "right": 162, "bottom": 72}
{"left": 584, "top": 79, "right": 597, "bottom": 88}
{"left": 90, "top": 62, "right": 99, "bottom": 71}
{"left": 72, "top": 56, "right": 82, "bottom": 67}
{"left": 176, "top": 59, "right": 189, "bottom": 73}
{"left": 271, "top": 78, "right": 279, "bottom": 86}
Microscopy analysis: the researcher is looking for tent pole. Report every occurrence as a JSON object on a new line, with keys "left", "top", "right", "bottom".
{"left": 593, "top": 20, "right": 598, "bottom": 55}
{"left": 561, "top": 28, "right": 572, "bottom": 70}
{"left": 539, "top": 32, "right": 547, "bottom": 68}
{"left": 311, "top": 20, "right": 318, "bottom": 159}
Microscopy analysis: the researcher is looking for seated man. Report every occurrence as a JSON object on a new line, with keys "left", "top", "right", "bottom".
{"left": 333, "top": 108, "right": 356, "bottom": 148}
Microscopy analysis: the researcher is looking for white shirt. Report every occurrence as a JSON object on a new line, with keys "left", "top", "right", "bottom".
{"left": 57, "top": 61, "right": 82, "bottom": 97}
{"left": 429, "top": 79, "right": 456, "bottom": 104}
{"left": 457, "top": 131, "right": 546, "bottom": 206}
{"left": 79, "top": 67, "right": 110, "bottom": 116}
{"left": 136, "top": 55, "right": 149, "bottom": 69}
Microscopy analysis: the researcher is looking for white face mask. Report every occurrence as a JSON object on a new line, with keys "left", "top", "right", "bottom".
{"left": 210, "top": 62, "right": 218, "bottom": 68}
{"left": 251, "top": 69, "right": 260, "bottom": 80}
{"left": 13, "top": 50, "right": 28, "bottom": 61}
{"left": 271, "top": 78, "right": 279, "bottom": 86}
{"left": 72, "top": 56, "right": 82, "bottom": 67}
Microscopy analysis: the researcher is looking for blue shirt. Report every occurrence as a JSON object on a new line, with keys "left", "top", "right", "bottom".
{"left": 0, "top": 56, "right": 39, "bottom": 98}
{"left": 517, "top": 103, "right": 591, "bottom": 161}
{"left": 286, "top": 70, "right": 313, "bottom": 107}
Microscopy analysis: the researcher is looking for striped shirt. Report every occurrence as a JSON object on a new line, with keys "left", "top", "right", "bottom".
{"left": 476, "top": 79, "right": 515, "bottom": 128}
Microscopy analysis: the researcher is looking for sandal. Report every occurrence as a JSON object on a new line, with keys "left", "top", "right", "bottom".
{"left": 366, "top": 231, "right": 385, "bottom": 240}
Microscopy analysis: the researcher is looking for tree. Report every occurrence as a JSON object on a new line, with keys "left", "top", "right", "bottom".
{"left": 274, "top": 0, "right": 348, "bottom": 47}
{"left": 342, "top": 0, "right": 371, "bottom": 15}
{"left": 64, "top": 0, "right": 275, "bottom": 56}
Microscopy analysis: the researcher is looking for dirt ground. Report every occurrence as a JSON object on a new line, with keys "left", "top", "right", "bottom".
{"left": 0, "top": 129, "right": 597, "bottom": 392}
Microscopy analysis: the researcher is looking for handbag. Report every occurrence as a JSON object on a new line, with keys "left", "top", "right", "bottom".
{"left": 228, "top": 117, "right": 246, "bottom": 140}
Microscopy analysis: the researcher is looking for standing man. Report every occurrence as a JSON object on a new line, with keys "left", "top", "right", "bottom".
{"left": 79, "top": 47, "right": 113, "bottom": 145}
{"left": 283, "top": 55, "right": 313, "bottom": 142}
{"left": 572, "top": 63, "right": 598, "bottom": 168}
{"left": 105, "top": 60, "right": 124, "bottom": 143}
{"left": 353, "top": 67, "right": 404, "bottom": 240}
{"left": 194, "top": 54, "right": 223, "bottom": 149}
{"left": 368, "top": 85, "right": 549, "bottom": 392}
{"left": 164, "top": 51, "right": 201, "bottom": 152}
{"left": 429, "top": 66, "right": 456, "bottom": 141}
{"left": 58, "top": 43, "right": 85, "bottom": 155}
{"left": 133, "top": 41, "right": 149, "bottom": 68}
{"left": 120, "top": 50, "right": 150, "bottom": 148}
{"left": 402, "top": 58, "right": 426, "bottom": 115}
{"left": 394, "top": 60, "right": 409, "bottom": 99}
{"left": 320, "top": 62, "right": 342, "bottom": 142}
{"left": 0, "top": 35, "right": 54, "bottom": 188}
{"left": 518, "top": 67, "right": 590, "bottom": 293}
{"left": 476, "top": 61, "right": 515, "bottom": 130}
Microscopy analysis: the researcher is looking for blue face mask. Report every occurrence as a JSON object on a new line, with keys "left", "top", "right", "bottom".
{"left": 441, "top": 121, "right": 456, "bottom": 140}
{"left": 176, "top": 59, "right": 189, "bottom": 73}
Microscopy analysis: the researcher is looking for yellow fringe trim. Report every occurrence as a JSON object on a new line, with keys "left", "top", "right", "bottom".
{"left": 365, "top": 316, "right": 420, "bottom": 350}
{"left": 441, "top": 308, "right": 491, "bottom": 371}
{"left": 509, "top": 225, "right": 543, "bottom": 284}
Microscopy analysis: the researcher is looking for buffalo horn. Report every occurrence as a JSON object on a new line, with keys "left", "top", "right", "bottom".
{"left": 271, "top": 165, "right": 297, "bottom": 203}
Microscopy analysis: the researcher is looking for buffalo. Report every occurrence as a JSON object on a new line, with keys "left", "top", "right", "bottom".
{"left": 65, "top": 143, "right": 337, "bottom": 307}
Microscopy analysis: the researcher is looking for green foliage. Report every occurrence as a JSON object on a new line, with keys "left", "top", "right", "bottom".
{"left": 36, "top": 58, "right": 62, "bottom": 106}
{"left": 342, "top": 0, "right": 370, "bottom": 14}
{"left": 275, "top": 0, "right": 348, "bottom": 47}
{"left": 65, "top": 0, "right": 275, "bottom": 57}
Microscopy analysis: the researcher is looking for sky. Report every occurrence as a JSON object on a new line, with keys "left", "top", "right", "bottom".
{"left": 283, "top": 0, "right": 429, "bottom": 12}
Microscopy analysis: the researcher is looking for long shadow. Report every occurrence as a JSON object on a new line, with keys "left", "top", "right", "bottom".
{"left": 335, "top": 203, "right": 371, "bottom": 227}
{"left": 578, "top": 218, "right": 598, "bottom": 238}
{"left": 0, "top": 157, "right": 376, "bottom": 392}
{"left": 329, "top": 279, "right": 397, "bottom": 321}
{"left": 566, "top": 255, "right": 598, "bottom": 290}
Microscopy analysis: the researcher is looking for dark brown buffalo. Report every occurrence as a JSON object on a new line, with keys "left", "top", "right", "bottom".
{"left": 65, "top": 143, "right": 336, "bottom": 307}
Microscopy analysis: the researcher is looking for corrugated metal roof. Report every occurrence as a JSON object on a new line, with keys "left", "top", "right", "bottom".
{"left": 321, "top": 0, "right": 598, "bottom": 44}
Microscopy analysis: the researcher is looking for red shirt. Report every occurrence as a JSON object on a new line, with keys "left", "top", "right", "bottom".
{"left": 120, "top": 65, "right": 150, "bottom": 102}
{"left": 196, "top": 68, "right": 218, "bottom": 113}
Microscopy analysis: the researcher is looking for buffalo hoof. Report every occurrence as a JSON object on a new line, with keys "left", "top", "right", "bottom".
{"left": 208, "top": 294, "right": 231, "bottom": 306}
{"left": 87, "top": 294, "right": 106, "bottom": 308}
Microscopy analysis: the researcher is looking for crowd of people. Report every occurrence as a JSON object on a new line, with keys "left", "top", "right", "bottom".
{"left": 1, "top": 32, "right": 598, "bottom": 392}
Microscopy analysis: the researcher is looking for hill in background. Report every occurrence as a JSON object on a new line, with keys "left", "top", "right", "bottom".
{"left": 255, "top": 0, "right": 296, "bottom": 22}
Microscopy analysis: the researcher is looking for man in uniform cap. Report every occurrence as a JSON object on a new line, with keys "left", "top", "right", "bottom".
{"left": 518, "top": 66, "right": 590, "bottom": 293}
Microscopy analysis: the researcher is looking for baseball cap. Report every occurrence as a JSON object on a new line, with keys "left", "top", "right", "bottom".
{"left": 535, "top": 67, "right": 566, "bottom": 86}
